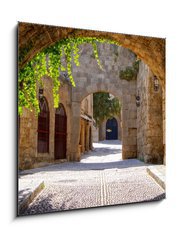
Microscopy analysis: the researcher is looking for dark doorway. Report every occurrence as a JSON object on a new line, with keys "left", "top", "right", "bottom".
{"left": 106, "top": 118, "right": 118, "bottom": 140}
{"left": 55, "top": 104, "right": 67, "bottom": 159}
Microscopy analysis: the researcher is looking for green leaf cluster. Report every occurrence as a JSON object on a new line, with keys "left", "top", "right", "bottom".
{"left": 93, "top": 92, "right": 121, "bottom": 126}
{"left": 119, "top": 59, "right": 140, "bottom": 81}
{"left": 18, "top": 37, "right": 120, "bottom": 115}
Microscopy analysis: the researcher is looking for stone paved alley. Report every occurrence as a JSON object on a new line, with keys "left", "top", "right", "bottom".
{"left": 19, "top": 141, "right": 165, "bottom": 215}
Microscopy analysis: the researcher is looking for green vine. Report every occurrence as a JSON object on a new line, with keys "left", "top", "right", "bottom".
{"left": 119, "top": 59, "right": 140, "bottom": 81}
{"left": 18, "top": 37, "right": 120, "bottom": 115}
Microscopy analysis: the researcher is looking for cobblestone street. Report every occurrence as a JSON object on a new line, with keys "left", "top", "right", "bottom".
{"left": 19, "top": 141, "right": 165, "bottom": 215}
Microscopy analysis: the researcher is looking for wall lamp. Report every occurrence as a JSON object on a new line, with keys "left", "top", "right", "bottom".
{"left": 39, "top": 88, "right": 44, "bottom": 99}
{"left": 135, "top": 91, "right": 140, "bottom": 107}
{"left": 153, "top": 75, "right": 159, "bottom": 92}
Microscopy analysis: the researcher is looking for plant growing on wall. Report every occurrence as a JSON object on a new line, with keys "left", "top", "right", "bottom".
{"left": 18, "top": 37, "right": 120, "bottom": 115}
{"left": 119, "top": 59, "right": 140, "bottom": 81}
{"left": 93, "top": 92, "right": 121, "bottom": 127}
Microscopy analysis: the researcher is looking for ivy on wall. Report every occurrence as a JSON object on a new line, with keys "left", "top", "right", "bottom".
{"left": 119, "top": 59, "right": 140, "bottom": 81}
{"left": 18, "top": 37, "right": 120, "bottom": 115}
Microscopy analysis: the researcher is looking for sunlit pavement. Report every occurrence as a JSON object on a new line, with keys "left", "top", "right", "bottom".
{"left": 19, "top": 140, "right": 165, "bottom": 215}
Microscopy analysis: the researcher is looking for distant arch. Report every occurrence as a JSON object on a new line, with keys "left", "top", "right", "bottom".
{"left": 76, "top": 87, "right": 122, "bottom": 104}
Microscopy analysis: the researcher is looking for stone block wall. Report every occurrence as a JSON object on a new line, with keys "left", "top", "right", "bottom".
{"left": 81, "top": 94, "right": 93, "bottom": 117}
{"left": 70, "top": 43, "right": 137, "bottom": 160}
{"left": 137, "top": 61, "right": 164, "bottom": 163}
{"left": 19, "top": 77, "right": 72, "bottom": 169}
{"left": 121, "top": 80, "right": 137, "bottom": 159}
{"left": 19, "top": 42, "right": 165, "bottom": 169}
{"left": 92, "top": 126, "right": 99, "bottom": 142}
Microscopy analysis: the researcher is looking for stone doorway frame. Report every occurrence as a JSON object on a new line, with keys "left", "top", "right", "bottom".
{"left": 69, "top": 82, "right": 137, "bottom": 161}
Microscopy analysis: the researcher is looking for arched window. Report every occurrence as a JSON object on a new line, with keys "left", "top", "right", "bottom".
{"left": 55, "top": 104, "right": 67, "bottom": 159}
{"left": 38, "top": 97, "right": 49, "bottom": 153}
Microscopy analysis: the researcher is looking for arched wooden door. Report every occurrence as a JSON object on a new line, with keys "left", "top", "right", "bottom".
{"left": 106, "top": 118, "right": 118, "bottom": 140}
{"left": 55, "top": 104, "right": 67, "bottom": 159}
{"left": 38, "top": 97, "right": 49, "bottom": 153}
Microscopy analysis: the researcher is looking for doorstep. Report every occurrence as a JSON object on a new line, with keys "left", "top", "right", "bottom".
{"left": 18, "top": 178, "right": 45, "bottom": 215}
{"left": 147, "top": 165, "right": 166, "bottom": 190}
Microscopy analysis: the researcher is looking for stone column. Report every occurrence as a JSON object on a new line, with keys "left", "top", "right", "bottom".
{"left": 70, "top": 101, "right": 81, "bottom": 161}
{"left": 81, "top": 120, "right": 85, "bottom": 153}
{"left": 144, "top": 72, "right": 163, "bottom": 164}
{"left": 89, "top": 125, "right": 93, "bottom": 150}
{"left": 99, "top": 120, "right": 106, "bottom": 141}
{"left": 121, "top": 80, "right": 137, "bottom": 159}
{"left": 19, "top": 109, "right": 38, "bottom": 169}
{"left": 85, "top": 122, "right": 90, "bottom": 151}
{"left": 162, "top": 87, "right": 166, "bottom": 165}
{"left": 137, "top": 62, "right": 164, "bottom": 164}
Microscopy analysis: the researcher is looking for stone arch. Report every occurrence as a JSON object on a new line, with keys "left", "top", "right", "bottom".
{"left": 76, "top": 86, "right": 122, "bottom": 104}
{"left": 70, "top": 83, "right": 136, "bottom": 161}
{"left": 18, "top": 22, "right": 165, "bottom": 87}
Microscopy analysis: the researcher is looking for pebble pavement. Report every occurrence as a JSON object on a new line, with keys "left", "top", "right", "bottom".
{"left": 19, "top": 140, "right": 165, "bottom": 215}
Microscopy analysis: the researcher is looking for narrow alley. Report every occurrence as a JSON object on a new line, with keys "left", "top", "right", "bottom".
{"left": 19, "top": 141, "right": 165, "bottom": 215}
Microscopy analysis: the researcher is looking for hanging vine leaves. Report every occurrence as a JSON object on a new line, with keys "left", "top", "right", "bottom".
{"left": 18, "top": 37, "right": 120, "bottom": 115}
{"left": 92, "top": 41, "right": 103, "bottom": 70}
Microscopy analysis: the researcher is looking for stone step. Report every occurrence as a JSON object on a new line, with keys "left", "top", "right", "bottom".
{"left": 147, "top": 165, "right": 166, "bottom": 190}
{"left": 18, "top": 179, "right": 45, "bottom": 215}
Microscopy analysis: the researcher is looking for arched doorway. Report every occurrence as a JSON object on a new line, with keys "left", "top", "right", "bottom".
{"left": 55, "top": 104, "right": 67, "bottom": 159}
{"left": 106, "top": 118, "right": 118, "bottom": 140}
{"left": 38, "top": 97, "right": 49, "bottom": 153}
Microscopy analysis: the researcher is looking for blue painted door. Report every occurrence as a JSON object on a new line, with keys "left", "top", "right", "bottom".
{"left": 106, "top": 118, "right": 118, "bottom": 140}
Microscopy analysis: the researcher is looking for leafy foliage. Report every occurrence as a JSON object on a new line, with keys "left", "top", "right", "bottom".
{"left": 18, "top": 37, "right": 120, "bottom": 115}
{"left": 119, "top": 59, "right": 140, "bottom": 81}
{"left": 93, "top": 92, "right": 121, "bottom": 126}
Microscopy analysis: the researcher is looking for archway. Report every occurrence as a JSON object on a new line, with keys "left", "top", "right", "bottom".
{"left": 18, "top": 22, "right": 165, "bottom": 87}
{"left": 106, "top": 118, "right": 118, "bottom": 140}
{"left": 55, "top": 104, "right": 67, "bottom": 159}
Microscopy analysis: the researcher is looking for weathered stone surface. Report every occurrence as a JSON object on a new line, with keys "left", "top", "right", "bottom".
{"left": 18, "top": 22, "right": 165, "bottom": 88}
{"left": 19, "top": 40, "right": 165, "bottom": 168}
{"left": 137, "top": 61, "right": 164, "bottom": 164}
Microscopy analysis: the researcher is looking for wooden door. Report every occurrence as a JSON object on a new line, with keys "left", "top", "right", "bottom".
{"left": 38, "top": 97, "right": 49, "bottom": 153}
{"left": 55, "top": 104, "right": 67, "bottom": 159}
{"left": 106, "top": 118, "right": 118, "bottom": 140}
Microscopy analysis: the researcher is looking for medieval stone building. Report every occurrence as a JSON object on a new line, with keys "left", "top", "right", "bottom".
{"left": 19, "top": 41, "right": 165, "bottom": 170}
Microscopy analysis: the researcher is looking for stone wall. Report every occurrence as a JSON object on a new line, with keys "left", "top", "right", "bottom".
{"left": 19, "top": 77, "right": 72, "bottom": 169}
{"left": 81, "top": 94, "right": 93, "bottom": 116}
{"left": 69, "top": 43, "right": 138, "bottom": 160}
{"left": 162, "top": 87, "right": 166, "bottom": 164}
{"left": 19, "top": 41, "right": 165, "bottom": 169}
{"left": 137, "top": 61, "right": 164, "bottom": 164}
{"left": 18, "top": 22, "right": 165, "bottom": 88}
{"left": 92, "top": 126, "right": 99, "bottom": 142}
